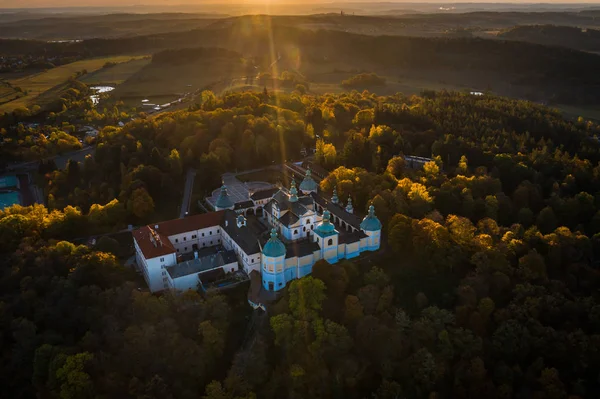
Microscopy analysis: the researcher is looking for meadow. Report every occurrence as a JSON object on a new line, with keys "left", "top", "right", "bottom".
{"left": 0, "top": 55, "right": 146, "bottom": 113}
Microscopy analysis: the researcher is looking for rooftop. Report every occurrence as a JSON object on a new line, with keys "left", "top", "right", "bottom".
{"left": 285, "top": 239, "right": 320, "bottom": 258}
{"left": 311, "top": 192, "right": 362, "bottom": 228}
{"left": 167, "top": 248, "right": 237, "bottom": 279}
{"left": 151, "top": 211, "right": 225, "bottom": 237}
{"left": 221, "top": 210, "right": 268, "bottom": 255}
{"left": 251, "top": 187, "right": 279, "bottom": 201}
{"left": 132, "top": 225, "right": 177, "bottom": 259}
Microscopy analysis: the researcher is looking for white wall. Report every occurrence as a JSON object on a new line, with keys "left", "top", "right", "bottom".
{"left": 168, "top": 261, "right": 238, "bottom": 292}
{"left": 166, "top": 226, "right": 222, "bottom": 254}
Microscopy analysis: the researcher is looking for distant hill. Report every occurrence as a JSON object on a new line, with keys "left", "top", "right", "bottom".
{"left": 499, "top": 25, "right": 600, "bottom": 52}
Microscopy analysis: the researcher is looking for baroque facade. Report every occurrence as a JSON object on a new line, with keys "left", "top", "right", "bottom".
{"left": 132, "top": 167, "right": 382, "bottom": 293}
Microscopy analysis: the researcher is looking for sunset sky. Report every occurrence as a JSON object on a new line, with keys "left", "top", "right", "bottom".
{"left": 3, "top": 0, "right": 600, "bottom": 8}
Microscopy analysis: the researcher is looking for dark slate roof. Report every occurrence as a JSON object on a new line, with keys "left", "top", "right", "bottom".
{"left": 250, "top": 187, "right": 279, "bottom": 201}
{"left": 221, "top": 210, "right": 267, "bottom": 255}
{"left": 311, "top": 192, "right": 362, "bottom": 228}
{"left": 285, "top": 240, "right": 320, "bottom": 259}
{"left": 290, "top": 202, "right": 309, "bottom": 216}
{"left": 234, "top": 200, "right": 254, "bottom": 210}
{"left": 298, "top": 196, "right": 313, "bottom": 207}
{"left": 264, "top": 200, "right": 273, "bottom": 214}
{"left": 166, "top": 250, "right": 237, "bottom": 279}
{"left": 339, "top": 229, "right": 368, "bottom": 244}
{"left": 279, "top": 211, "right": 299, "bottom": 226}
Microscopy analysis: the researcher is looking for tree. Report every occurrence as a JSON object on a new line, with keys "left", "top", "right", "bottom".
{"left": 537, "top": 206, "right": 558, "bottom": 234}
{"left": 386, "top": 156, "right": 405, "bottom": 179}
{"left": 128, "top": 187, "right": 155, "bottom": 219}
{"left": 288, "top": 277, "right": 326, "bottom": 320}
{"left": 55, "top": 352, "right": 95, "bottom": 399}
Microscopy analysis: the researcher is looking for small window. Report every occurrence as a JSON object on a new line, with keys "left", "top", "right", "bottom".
{"left": 210, "top": 241, "right": 213, "bottom": 245}
{"left": 217, "top": 229, "right": 220, "bottom": 233}
{"left": 184, "top": 247, "right": 187, "bottom": 251}
{"left": 160, "top": 257, "right": 164, "bottom": 262}
{"left": 183, "top": 237, "right": 187, "bottom": 241}
{"left": 192, "top": 235, "right": 197, "bottom": 239}
{"left": 306, "top": 219, "right": 310, "bottom": 224}
{"left": 218, "top": 239, "right": 221, "bottom": 243}
{"left": 175, "top": 238, "right": 179, "bottom": 243}
{"left": 202, "top": 233, "right": 205, "bottom": 237}
{"left": 203, "top": 243, "right": 206, "bottom": 247}
{"left": 328, "top": 239, "right": 333, "bottom": 246}
{"left": 209, "top": 231, "right": 212, "bottom": 235}
{"left": 279, "top": 282, "right": 283, "bottom": 287}
{"left": 294, "top": 229, "right": 298, "bottom": 235}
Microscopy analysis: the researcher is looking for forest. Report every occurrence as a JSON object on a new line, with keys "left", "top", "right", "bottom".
{"left": 2, "top": 89, "right": 600, "bottom": 398}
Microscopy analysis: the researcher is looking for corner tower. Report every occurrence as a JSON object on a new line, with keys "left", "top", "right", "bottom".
{"left": 261, "top": 228, "right": 287, "bottom": 291}
{"left": 360, "top": 205, "right": 382, "bottom": 251}
{"left": 214, "top": 184, "right": 234, "bottom": 211}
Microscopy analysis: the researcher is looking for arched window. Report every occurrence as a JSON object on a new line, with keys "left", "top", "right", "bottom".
{"left": 294, "top": 229, "right": 298, "bottom": 235}
{"left": 327, "top": 238, "right": 333, "bottom": 246}
{"left": 306, "top": 219, "right": 310, "bottom": 224}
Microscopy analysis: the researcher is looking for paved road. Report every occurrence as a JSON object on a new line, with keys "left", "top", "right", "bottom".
{"left": 180, "top": 168, "right": 196, "bottom": 218}
{"left": 4, "top": 145, "right": 96, "bottom": 172}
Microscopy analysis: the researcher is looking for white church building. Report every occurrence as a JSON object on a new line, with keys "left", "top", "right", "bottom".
{"left": 132, "top": 167, "right": 382, "bottom": 293}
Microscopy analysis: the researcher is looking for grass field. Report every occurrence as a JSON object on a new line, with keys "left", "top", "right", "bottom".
{"left": 0, "top": 55, "right": 146, "bottom": 113}
{"left": 80, "top": 58, "right": 151, "bottom": 86}
{"left": 112, "top": 57, "right": 245, "bottom": 100}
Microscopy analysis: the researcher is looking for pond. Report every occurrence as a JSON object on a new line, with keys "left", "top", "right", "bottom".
{"left": 90, "top": 86, "right": 115, "bottom": 105}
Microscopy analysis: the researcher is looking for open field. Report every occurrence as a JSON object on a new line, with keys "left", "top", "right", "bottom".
{"left": 0, "top": 55, "right": 146, "bottom": 113}
{"left": 80, "top": 58, "right": 151, "bottom": 86}
{"left": 112, "top": 56, "right": 245, "bottom": 100}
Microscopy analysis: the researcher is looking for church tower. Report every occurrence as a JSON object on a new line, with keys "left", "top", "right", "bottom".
{"left": 214, "top": 184, "right": 234, "bottom": 211}
{"left": 314, "top": 210, "right": 339, "bottom": 264}
{"left": 261, "top": 228, "right": 287, "bottom": 291}
{"left": 299, "top": 166, "right": 318, "bottom": 195}
{"left": 360, "top": 205, "right": 382, "bottom": 251}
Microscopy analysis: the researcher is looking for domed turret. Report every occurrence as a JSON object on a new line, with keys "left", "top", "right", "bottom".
{"left": 289, "top": 179, "right": 298, "bottom": 203}
{"left": 345, "top": 196, "right": 354, "bottom": 214}
{"left": 215, "top": 184, "right": 234, "bottom": 210}
{"left": 315, "top": 210, "right": 336, "bottom": 237}
{"left": 360, "top": 205, "right": 382, "bottom": 231}
{"left": 262, "top": 228, "right": 287, "bottom": 258}
{"left": 331, "top": 188, "right": 339, "bottom": 204}
{"left": 299, "top": 166, "right": 318, "bottom": 194}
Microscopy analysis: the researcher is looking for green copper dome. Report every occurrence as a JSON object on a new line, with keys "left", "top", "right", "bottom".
{"left": 299, "top": 167, "right": 318, "bottom": 193}
{"left": 360, "top": 205, "right": 382, "bottom": 231}
{"left": 315, "top": 210, "right": 337, "bottom": 237}
{"left": 215, "top": 185, "right": 234, "bottom": 209}
{"left": 289, "top": 179, "right": 298, "bottom": 203}
{"left": 262, "top": 228, "right": 286, "bottom": 258}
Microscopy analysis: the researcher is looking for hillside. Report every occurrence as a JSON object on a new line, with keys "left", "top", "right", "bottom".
{"left": 499, "top": 25, "right": 600, "bottom": 52}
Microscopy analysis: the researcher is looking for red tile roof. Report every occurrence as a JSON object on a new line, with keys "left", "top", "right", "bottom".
{"left": 132, "top": 226, "right": 176, "bottom": 260}
{"left": 152, "top": 211, "right": 225, "bottom": 237}
{"left": 133, "top": 211, "right": 226, "bottom": 260}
